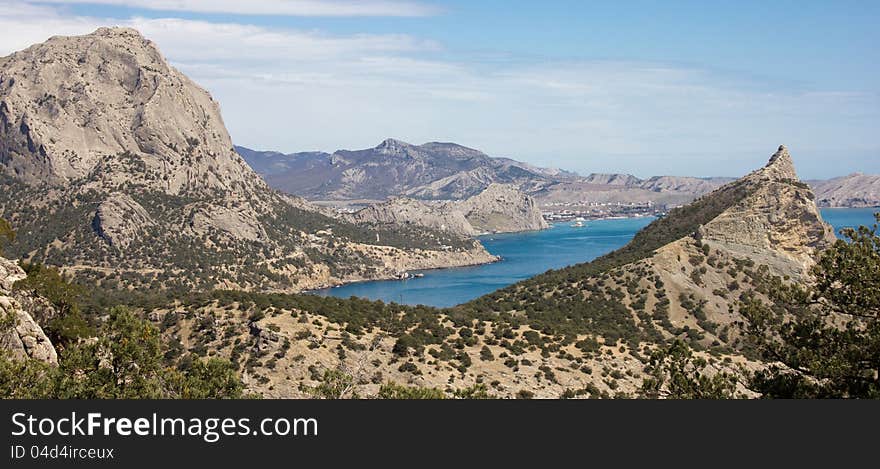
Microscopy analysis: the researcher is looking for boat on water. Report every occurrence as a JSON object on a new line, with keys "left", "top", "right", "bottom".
{"left": 570, "top": 217, "right": 586, "bottom": 228}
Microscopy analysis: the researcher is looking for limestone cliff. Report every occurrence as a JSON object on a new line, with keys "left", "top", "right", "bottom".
{"left": 695, "top": 145, "right": 837, "bottom": 277}
{"left": 0, "top": 27, "right": 260, "bottom": 195}
{"left": 455, "top": 183, "right": 550, "bottom": 234}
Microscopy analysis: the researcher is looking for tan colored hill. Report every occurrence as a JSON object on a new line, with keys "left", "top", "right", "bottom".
{"left": 809, "top": 173, "right": 880, "bottom": 208}
{"left": 0, "top": 28, "right": 495, "bottom": 293}
{"left": 0, "top": 27, "right": 259, "bottom": 195}
{"left": 456, "top": 183, "right": 549, "bottom": 233}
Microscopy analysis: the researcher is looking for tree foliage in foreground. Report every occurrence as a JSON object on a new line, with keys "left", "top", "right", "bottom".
{"left": 640, "top": 340, "right": 740, "bottom": 399}
{"left": 0, "top": 307, "right": 245, "bottom": 399}
{"left": 0, "top": 217, "right": 13, "bottom": 256}
{"left": 13, "top": 262, "right": 93, "bottom": 349}
{"left": 740, "top": 214, "right": 880, "bottom": 398}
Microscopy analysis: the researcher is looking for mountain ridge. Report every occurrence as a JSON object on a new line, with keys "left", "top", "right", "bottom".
{"left": 239, "top": 142, "right": 878, "bottom": 209}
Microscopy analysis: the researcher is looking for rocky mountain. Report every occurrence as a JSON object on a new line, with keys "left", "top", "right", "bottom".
{"left": 0, "top": 28, "right": 495, "bottom": 293}
{"left": 464, "top": 146, "right": 836, "bottom": 355}
{"left": 349, "top": 183, "right": 549, "bottom": 237}
{"left": 809, "top": 173, "right": 880, "bottom": 208}
{"left": 579, "top": 173, "right": 642, "bottom": 186}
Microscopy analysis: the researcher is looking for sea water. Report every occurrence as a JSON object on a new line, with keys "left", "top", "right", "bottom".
{"left": 315, "top": 208, "right": 878, "bottom": 307}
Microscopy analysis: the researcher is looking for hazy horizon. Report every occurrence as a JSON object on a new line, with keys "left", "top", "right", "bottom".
{"left": 1, "top": 0, "right": 877, "bottom": 180}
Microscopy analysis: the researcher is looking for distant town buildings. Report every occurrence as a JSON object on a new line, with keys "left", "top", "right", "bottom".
{"left": 541, "top": 200, "right": 673, "bottom": 222}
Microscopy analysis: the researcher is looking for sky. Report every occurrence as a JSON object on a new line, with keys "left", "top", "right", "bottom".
{"left": 0, "top": 1, "right": 877, "bottom": 179}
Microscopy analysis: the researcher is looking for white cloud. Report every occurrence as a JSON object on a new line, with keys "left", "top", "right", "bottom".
{"left": 0, "top": 1, "right": 877, "bottom": 178}
{"left": 34, "top": 0, "right": 439, "bottom": 17}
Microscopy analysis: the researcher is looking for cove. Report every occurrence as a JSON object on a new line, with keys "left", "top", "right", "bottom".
{"left": 314, "top": 208, "right": 878, "bottom": 308}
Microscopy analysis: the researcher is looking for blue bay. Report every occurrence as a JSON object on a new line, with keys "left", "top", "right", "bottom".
{"left": 315, "top": 208, "right": 878, "bottom": 307}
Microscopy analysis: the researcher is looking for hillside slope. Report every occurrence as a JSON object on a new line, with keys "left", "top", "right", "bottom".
{"left": 809, "top": 173, "right": 880, "bottom": 208}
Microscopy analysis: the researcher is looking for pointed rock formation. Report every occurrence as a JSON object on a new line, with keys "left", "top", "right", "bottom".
{"left": 696, "top": 145, "right": 837, "bottom": 276}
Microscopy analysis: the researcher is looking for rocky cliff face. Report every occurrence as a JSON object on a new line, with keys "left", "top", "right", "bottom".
{"left": 350, "top": 197, "right": 478, "bottom": 236}
{"left": 0, "top": 27, "right": 260, "bottom": 195}
{"left": 455, "top": 183, "right": 550, "bottom": 234}
{"left": 0, "top": 256, "right": 57, "bottom": 364}
{"left": 0, "top": 29, "right": 495, "bottom": 292}
{"left": 349, "top": 183, "right": 548, "bottom": 236}
{"left": 696, "top": 145, "right": 837, "bottom": 277}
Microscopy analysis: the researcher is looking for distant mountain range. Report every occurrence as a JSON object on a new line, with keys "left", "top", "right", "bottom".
{"left": 238, "top": 142, "right": 879, "bottom": 208}
{"left": 236, "top": 139, "right": 577, "bottom": 201}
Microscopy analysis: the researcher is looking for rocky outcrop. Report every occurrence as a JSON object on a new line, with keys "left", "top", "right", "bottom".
{"left": 456, "top": 183, "right": 550, "bottom": 234}
{"left": 696, "top": 145, "right": 837, "bottom": 277}
{"left": 187, "top": 204, "right": 268, "bottom": 242}
{"left": 92, "top": 193, "right": 155, "bottom": 248}
{"left": 809, "top": 173, "right": 880, "bottom": 208}
{"left": 0, "top": 256, "right": 57, "bottom": 364}
{"left": 349, "top": 184, "right": 548, "bottom": 236}
{"left": 0, "top": 27, "right": 261, "bottom": 195}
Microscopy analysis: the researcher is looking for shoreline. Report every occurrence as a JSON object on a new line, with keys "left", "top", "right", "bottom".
{"left": 304, "top": 252, "right": 502, "bottom": 295}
